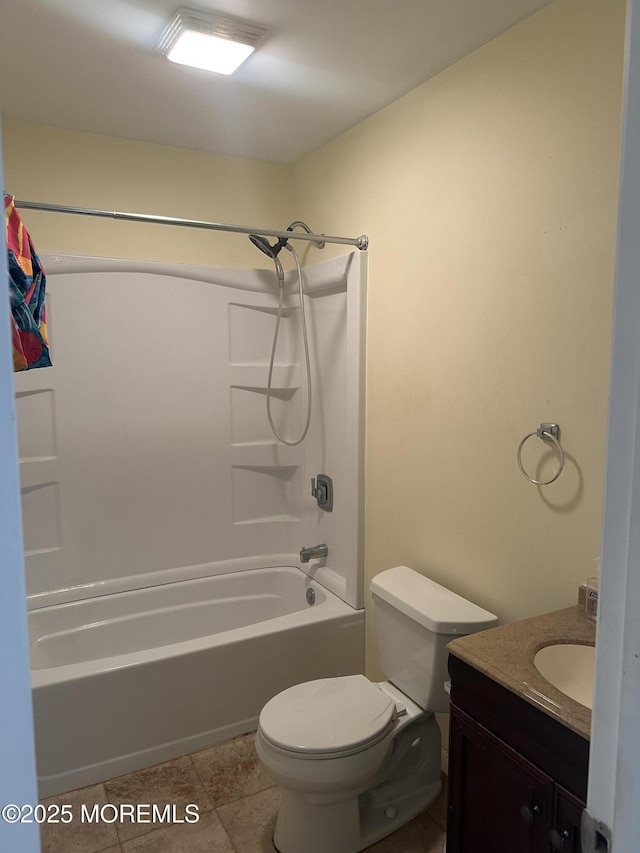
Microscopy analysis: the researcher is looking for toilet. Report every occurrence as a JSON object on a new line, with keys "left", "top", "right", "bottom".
{"left": 255, "top": 565, "right": 497, "bottom": 853}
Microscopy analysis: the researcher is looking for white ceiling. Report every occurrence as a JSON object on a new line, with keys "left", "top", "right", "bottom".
{"left": 0, "top": 0, "right": 552, "bottom": 163}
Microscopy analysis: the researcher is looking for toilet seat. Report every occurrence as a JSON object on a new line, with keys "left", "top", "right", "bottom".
{"left": 258, "top": 674, "right": 397, "bottom": 758}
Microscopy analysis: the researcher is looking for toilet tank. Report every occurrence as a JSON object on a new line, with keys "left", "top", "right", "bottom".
{"left": 370, "top": 566, "right": 497, "bottom": 713}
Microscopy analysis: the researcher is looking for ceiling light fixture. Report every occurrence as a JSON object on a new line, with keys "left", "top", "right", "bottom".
{"left": 158, "top": 8, "right": 267, "bottom": 76}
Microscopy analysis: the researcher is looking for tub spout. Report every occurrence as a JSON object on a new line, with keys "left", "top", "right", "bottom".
{"left": 300, "top": 544, "right": 328, "bottom": 563}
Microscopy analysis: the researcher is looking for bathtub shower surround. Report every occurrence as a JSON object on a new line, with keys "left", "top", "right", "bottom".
{"left": 16, "top": 250, "right": 367, "bottom": 796}
{"left": 17, "top": 251, "right": 366, "bottom": 608}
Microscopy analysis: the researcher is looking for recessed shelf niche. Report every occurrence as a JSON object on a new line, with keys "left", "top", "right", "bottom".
{"left": 231, "top": 464, "right": 300, "bottom": 524}
{"left": 21, "top": 482, "right": 61, "bottom": 554}
{"left": 228, "top": 302, "right": 300, "bottom": 365}
{"left": 230, "top": 385, "right": 300, "bottom": 445}
{"left": 15, "top": 389, "right": 57, "bottom": 461}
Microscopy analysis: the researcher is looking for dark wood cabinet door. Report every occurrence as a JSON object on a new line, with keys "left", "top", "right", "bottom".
{"left": 448, "top": 705, "right": 554, "bottom": 853}
{"left": 549, "top": 785, "right": 584, "bottom": 853}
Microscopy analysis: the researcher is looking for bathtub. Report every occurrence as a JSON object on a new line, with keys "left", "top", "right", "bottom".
{"left": 30, "top": 566, "right": 365, "bottom": 798}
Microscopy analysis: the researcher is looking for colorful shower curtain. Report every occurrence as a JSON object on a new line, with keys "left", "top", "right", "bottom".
{"left": 4, "top": 193, "right": 51, "bottom": 371}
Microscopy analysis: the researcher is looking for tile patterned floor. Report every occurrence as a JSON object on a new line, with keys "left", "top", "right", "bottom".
{"left": 39, "top": 732, "right": 447, "bottom": 853}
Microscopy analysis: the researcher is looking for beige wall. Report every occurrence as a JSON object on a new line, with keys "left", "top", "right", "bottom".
{"left": 2, "top": 120, "right": 293, "bottom": 268}
{"left": 293, "top": 0, "right": 625, "bottom": 678}
{"left": 2, "top": 0, "right": 625, "bottom": 682}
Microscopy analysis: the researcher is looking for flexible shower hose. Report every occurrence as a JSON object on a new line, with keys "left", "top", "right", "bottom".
{"left": 266, "top": 244, "right": 312, "bottom": 446}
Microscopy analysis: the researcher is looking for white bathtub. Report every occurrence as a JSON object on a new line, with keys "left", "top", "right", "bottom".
{"left": 30, "top": 566, "right": 365, "bottom": 798}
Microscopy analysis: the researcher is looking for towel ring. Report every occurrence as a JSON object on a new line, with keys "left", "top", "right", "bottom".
{"left": 517, "top": 423, "right": 564, "bottom": 485}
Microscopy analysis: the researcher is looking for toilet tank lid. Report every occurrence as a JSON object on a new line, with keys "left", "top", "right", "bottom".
{"left": 370, "top": 566, "right": 498, "bottom": 635}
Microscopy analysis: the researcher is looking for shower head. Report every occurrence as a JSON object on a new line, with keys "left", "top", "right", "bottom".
{"left": 249, "top": 234, "right": 286, "bottom": 284}
{"left": 249, "top": 234, "right": 288, "bottom": 259}
{"left": 249, "top": 222, "right": 324, "bottom": 256}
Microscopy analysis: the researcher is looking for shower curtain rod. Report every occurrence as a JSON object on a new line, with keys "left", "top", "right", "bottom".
{"left": 14, "top": 200, "right": 369, "bottom": 251}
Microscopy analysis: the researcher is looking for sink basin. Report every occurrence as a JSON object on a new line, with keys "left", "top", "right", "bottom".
{"left": 533, "top": 643, "right": 595, "bottom": 709}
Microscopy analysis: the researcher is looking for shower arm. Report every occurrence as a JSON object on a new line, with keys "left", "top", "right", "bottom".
{"left": 287, "top": 221, "right": 325, "bottom": 249}
{"left": 13, "top": 200, "right": 369, "bottom": 251}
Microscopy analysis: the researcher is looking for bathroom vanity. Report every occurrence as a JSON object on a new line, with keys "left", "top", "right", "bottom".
{"left": 445, "top": 606, "right": 595, "bottom": 853}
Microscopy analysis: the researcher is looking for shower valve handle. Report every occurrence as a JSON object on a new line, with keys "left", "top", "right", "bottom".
{"left": 311, "top": 474, "right": 333, "bottom": 512}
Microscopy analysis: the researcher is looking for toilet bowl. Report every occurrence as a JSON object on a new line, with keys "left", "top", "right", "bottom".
{"left": 256, "top": 565, "right": 497, "bottom": 853}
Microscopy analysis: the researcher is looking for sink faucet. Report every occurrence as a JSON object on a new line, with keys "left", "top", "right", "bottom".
{"left": 300, "top": 544, "right": 328, "bottom": 563}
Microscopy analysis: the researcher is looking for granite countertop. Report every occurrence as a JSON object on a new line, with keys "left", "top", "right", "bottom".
{"left": 447, "top": 605, "right": 596, "bottom": 740}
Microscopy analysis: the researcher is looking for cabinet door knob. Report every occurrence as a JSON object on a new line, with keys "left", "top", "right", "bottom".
{"left": 549, "top": 829, "right": 570, "bottom": 849}
{"left": 520, "top": 804, "right": 541, "bottom": 824}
